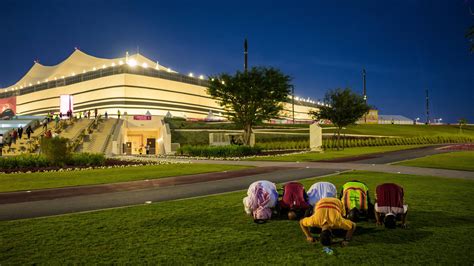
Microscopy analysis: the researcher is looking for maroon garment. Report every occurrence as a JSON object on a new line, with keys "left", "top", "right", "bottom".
{"left": 279, "top": 182, "right": 310, "bottom": 210}
{"left": 376, "top": 183, "right": 404, "bottom": 209}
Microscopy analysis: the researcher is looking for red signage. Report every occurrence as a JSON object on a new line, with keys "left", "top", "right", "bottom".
{"left": 133, "top": 115, "right": 152, "bottom": 120}
{"left": 0, "top": 96, "right": 16, "bottom": 114}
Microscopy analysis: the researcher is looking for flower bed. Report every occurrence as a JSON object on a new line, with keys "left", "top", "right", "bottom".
{"left": 0, "top": 154, "right": 188, "bottom": 174}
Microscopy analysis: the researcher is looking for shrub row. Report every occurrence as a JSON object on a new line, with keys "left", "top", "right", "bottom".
{"left": 255, "top": 133, "right": 309, "bottom": 143}
{"left": 171, "top": 131, "right": 209, "bottom": 145}
{"left": 0, "top": 153, "right": 106, "bottom": 170}
{"left": 256, "top": 141, "right": 309, "bottom": 150}
{"left": 177, "top": 145, "right": 262, "bottom": 158}
{"left": 322, "top": 136, "right": 474, "bottom": 149}
{"left": 252, "top": 135, "right": 474, "bottom": 151}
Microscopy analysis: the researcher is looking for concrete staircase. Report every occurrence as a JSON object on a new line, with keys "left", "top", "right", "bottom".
{"left": 82, "top": 119, "right": 117, "bottom": 153}
{"left": 1, "top": 118, "right": 95, "bottom": 156}
{"left": 1, "top": 120, "right": 54, "bottom": 155}
{"left": 60, "top": 119, "right": 93, "bottom": 140}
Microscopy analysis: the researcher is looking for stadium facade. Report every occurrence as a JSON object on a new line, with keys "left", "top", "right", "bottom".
{"left": 0, "top": 49, "right": 318, "bottom": 121}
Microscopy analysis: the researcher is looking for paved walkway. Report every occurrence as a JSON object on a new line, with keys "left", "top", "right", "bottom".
{"left": 0, "top": 144, "right": 472, "bottom": 221}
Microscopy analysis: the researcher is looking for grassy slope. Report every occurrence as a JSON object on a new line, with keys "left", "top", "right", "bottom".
{"left": 396, "top": 151, "right": 474, "bottom": 171}
{"left": 1, "top": 171, "right": 473, "bottom": 264}
{"left": 0, "top": 164, "right": 251, "bottom": 192}
{"left": 248, "top": 145, "right": 426, "bottom": 161}
{"left": 324, "top": 124, "right": 474, "bottom": 137}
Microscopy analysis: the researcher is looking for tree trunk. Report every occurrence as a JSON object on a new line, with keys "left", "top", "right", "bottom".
{"left": 244, "top": 124, "right": 252, "bottom": 146}
{"left": 336, "top": 128, "right": 341, "bottom": 151}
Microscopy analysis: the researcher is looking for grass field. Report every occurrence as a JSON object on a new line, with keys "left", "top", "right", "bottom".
{"left": 248, "top": 145, "right": 426, "bottom": 161}
{"left": 323, "top": 124, "right": 474, "bottom": 137}
{"left": 396, "top": 151, "right": 474, "bottom": 171}
{"left": 0, "top": 164, "right": 251, "bottom": 192}
{"left": 1, "top": 171, "right": 472, "bottom": 264}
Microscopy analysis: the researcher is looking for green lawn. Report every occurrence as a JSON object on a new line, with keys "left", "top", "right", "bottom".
{"left": 396, "top": 151, "right": 474, "bottom": 171}
{"left": 248, "top": 145, "right": 426, "bottom": 161}
{"left": 0, "top": 164, "right": 251, "bottom": 192}
{"left": 1, "top": 171, "right": 473, "bottom": 264}
{"left": 323, "top": 124, "right": 474, "bottom": 137}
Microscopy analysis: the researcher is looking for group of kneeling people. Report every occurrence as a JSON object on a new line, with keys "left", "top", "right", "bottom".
{"left": 243, "top": 180, "right": 408, "bottom": 247}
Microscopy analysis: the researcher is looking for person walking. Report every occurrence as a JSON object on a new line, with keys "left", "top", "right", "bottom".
{"left": 26, "top": 126, "right": 33, "bottom": 139}
{"left": 117, "top": 109, "right": 121, "bottom": 119}
{"left": 12, "top": 129, "right": 17, "bottom": 144}
{"left": 42, "top": 118, "right": 48, "bottom": 131}
{"left": 105, "top": 111, "right": 108, "bottom": 119}
{"left": 87, "top": 110, "right": 91, "bottom": 119}
{"left": 94, "top": 108, "right": 98, "bottom": 118}
{"left": 54, "top": 115, "right": 60, "bottom": 128}
{"left": 0, "top": 134, "right": 3, "bottom": 156}
{"left": 18, "top": 126, "right": 23, "bottom": 139}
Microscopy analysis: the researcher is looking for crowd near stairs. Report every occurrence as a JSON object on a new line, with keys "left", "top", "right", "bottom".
{"left": 1, "top": 120, "right": 54, "bottom": 155}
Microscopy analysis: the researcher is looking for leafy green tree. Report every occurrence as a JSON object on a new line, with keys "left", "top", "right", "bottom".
{"left": 208, "top": 67, "right": 292, "bottom": 145}
{"left": 467, "top": 25, "right": 474, "bottom": 53}
{"left": 459, "top": 118, "right": 468, "bottom": 134}
{"left": 39, "top": 137, "right": 71, "bottom": 166}
{"left": 310, "top": 88, "right": 370, "bottom": 150}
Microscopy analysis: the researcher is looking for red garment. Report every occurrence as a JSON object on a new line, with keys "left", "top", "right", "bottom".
{"left": 279, "top": 182, "right": 310, "bottom": 210}
{"left": 376, "top": 183, "right": 404, "bottom": 209}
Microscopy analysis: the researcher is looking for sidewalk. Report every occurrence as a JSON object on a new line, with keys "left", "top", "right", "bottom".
{"left": 0, "top": 166, "right": 298, "bottom": 204}
{"left": 1, "top": 144, "right": 472, "bottom": 221}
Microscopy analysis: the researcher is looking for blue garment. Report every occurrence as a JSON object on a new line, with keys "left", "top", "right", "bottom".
{"left": 307, "top": 182, "right": 337, "bottom": 206}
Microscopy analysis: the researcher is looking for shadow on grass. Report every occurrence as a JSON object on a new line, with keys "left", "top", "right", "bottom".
{"left": 411, "top": 211, "right": 473, "bottom": 228}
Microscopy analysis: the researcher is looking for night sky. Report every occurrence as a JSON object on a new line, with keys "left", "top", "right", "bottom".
{"left": 1, "top": 0, "right": 473, "bottom": 123}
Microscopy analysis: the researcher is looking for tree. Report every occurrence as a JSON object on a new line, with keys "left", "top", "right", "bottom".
{"left": 309, "top": 88, "right": 370, "bottom": 150}
{"left": 208, "top": 67, "right": 292, "bottom": 145}
{"left": 459, "top": 118, "right": 468, "bottom": 134}
{"left": 467, "top": 25, "right": 474, "bottom": 53}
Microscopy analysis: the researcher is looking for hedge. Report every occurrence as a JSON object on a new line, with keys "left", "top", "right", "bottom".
{"left": 256, "top": 141, "right": 309, "bottom": 150}
{"left": 255, "top": 133, "right": 309, "bottom": 143}
{"left": 253, "top": 135, "right": 474, "bottom": 151}
{"left": 321, "top": 136, "right": 474, "bottom": 149}
{"left": 171, "top": 131, "right": 209, "bottom": 145}
{"left": 177, "top": 145, "right": 262, "bottom": 158}
{"left": 0, "top": 153, "right": 106, "bottom": 170}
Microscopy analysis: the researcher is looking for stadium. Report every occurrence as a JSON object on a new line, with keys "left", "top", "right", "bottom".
{"left": 0, "top": 49, "right": 318, "bottom": 155}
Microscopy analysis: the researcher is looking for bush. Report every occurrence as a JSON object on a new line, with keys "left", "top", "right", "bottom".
{"left": 255, "top": 133, "right": 309, "bottom": 143}
{"left": 178, "top": 145, "right": 262, "bottom": 158}
{"left": 0, "top": 153, "right": 106, "bottom": 172}
{"left": 0, "top": 154, "right": 50, "bottom": 169}
{"left": 68, "top": 153, "right": 106, "bottom": 166}
{"left": 40, "top": 137, "right": 71, "bottom": 166}
{"left": 171, "top": 131, "right": 209, "bottom": 145}
{"left": 322, "top": 136, "right": 474, "bottom": 149}
{"left": 256, "top": 141, "right": 309, "bottom": 150}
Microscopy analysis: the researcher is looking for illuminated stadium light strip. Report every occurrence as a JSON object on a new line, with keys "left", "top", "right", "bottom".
{"left": 2, "top": 62, "right": 210, "bottom": 94}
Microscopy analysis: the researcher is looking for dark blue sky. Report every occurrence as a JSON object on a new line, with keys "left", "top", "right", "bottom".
{"left": 1, "top": 0, "right": 473, "bottom": 123}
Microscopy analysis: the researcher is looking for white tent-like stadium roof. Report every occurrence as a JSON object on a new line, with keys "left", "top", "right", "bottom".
{"left": 2, "top": 49, "right": 176, "bottom": 90}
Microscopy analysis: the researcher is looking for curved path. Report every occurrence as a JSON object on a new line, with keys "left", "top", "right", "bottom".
{"left": 0, "top": 145, "right": 472, "bottom": 221}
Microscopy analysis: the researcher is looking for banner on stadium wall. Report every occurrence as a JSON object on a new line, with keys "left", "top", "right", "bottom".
{"left": 60, "top": 95, "right": 74, "bottom": 117}
{"left": 0, "top": 96, "right": 16, "bottom": 114}
{"left": 133, "top": 115, "right": 152, "bottom": 120}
